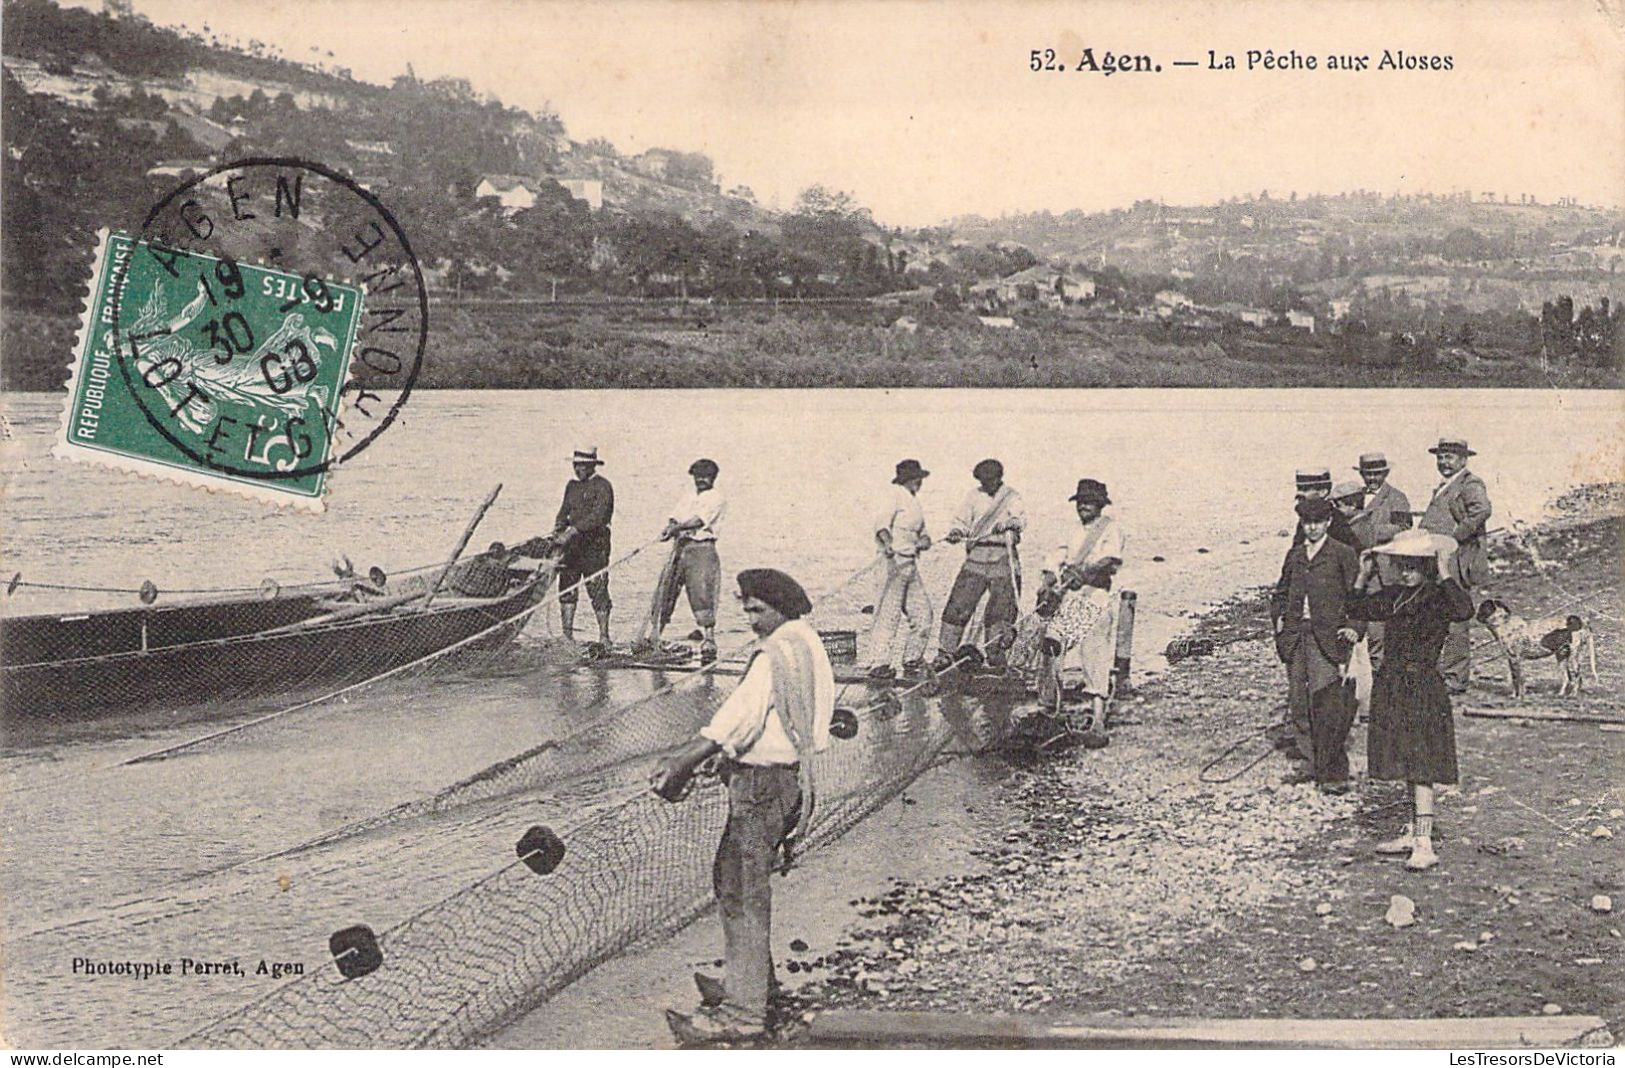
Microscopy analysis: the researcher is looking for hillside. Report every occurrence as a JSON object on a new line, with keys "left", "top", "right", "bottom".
{"left": 3, "top": 0, "right": 1619, "bottom": 390}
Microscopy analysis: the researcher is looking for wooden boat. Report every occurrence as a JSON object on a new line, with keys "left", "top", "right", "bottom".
{"left": 0, "top": 556, "right": 552, "bottom": 723}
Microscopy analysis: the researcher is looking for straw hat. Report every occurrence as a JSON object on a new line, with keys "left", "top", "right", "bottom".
{"left": 1427, "top": 437, "right": 1476, "bottom": 457}
{"left": 1371, "top": 530, "right": 1456, "bottom": 558}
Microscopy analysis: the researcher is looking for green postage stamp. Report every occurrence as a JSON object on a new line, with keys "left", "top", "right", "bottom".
{"left": 56, "top": 230, "right": 364, "bottom": 508}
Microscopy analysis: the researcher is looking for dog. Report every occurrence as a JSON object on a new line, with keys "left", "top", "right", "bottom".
{"left": 1476, "top": 599, "right": 1599, "bottom": 697}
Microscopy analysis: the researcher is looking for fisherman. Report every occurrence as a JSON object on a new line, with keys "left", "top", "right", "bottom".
{"left": 654, "top": 459, "right": 727, "bottom": 664}
{"left": 934, "top": 459, "right": 1026, "bottom": 674}
{"left": 866, "top": 459, "right": 935, "bottom": 681}
{"left": 1348, "top": 452, "right": 1413, "bottom": 673}
{"left": 1271, "top": 496, "right": 1363, "bottom": 792}
{"left": 653, "top": 568, "right": 835, "bottom": 1044}
{"left": 552, "top": 446, "right": 615, "bottom": 656}
{"left": 1037, "top": 478, "right": 1123, "bottom": 722}
{"left": 1418, "top": 437, "right": 1493, "bottom": 694}
{"left": 1292, "top": 468, "right": 1359, "bottom": 549}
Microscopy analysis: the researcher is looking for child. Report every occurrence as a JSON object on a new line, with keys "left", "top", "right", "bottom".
{"left": 1348, "top": 530, "right": 1475, "bottom": 870}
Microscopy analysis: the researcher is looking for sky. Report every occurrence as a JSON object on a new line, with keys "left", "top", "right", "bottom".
{"left": 72, "top": 0, "right": 1625, "bottom": 226}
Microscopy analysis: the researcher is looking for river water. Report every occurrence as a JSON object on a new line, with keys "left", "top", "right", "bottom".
{"left": 1, "top": 388, "right": 1618, "bottom": 1046}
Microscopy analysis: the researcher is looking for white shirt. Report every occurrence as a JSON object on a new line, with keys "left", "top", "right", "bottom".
{"left": 874, "top": 484, "right": 929, "bottom": 560}
{"left": 667, "top": 486, "right": 726, "bottom": 542}
{"left": 948, "top": 485, "right": 1027, "bottom": 543}
{"left": 700, "top": 619, "right": 835, "bottom": 765}
{"left": 1430, "top": 468, "right": 1467, "bottom": 502}
{"left": 1302, "top": 535, "right": 1326, "bottom": 617}
{"left": 1044, "top": 513, "right": 1124, "bottom": 575}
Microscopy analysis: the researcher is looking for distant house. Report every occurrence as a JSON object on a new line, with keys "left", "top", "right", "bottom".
{"left": 1154, "top": 290, "right": 1192, "bottom": 311}
{"left": 1206, "top": 302, "right": 1270, "bottom": 327}
{"left": 977, "top": 316, "right": 1017, "bottom": 330}
{"left": 997, "top": 265, "right": 1095, "bottom": 304}
{"left": 555, "top": 177, "right": 604, "bottom": 211}
{"left": 631, "top": 148, "right": 679, "bottom": 179}
{"left": 1286, "top": 309, "right": 1317, "bottom": 333}
{"left": 474, "top": 174, "right": 541, "bottom": 213}
{"left": 1327, "top": 298, "right": 1353, "bottom": 321}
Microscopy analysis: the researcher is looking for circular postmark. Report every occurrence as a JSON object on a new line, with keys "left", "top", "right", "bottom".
{"left": 109, "top": 157, "right": 427, "bottom": 484}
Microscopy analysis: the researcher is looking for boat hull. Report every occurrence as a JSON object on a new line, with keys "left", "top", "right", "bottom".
{"left": 1, "top": 581, "right": 548, "bottom": 723}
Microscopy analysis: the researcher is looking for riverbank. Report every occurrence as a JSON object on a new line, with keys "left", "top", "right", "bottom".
{"left": 780, "top": 489, "right": 1622, "bottom": 1046}
{"left": 5, "top": 305, "right": 1618, "bottom": 391}
{"left": 489, "top": 488, "right": 1620, "bottom": 1049}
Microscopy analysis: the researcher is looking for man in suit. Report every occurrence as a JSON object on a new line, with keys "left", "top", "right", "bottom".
{"left": 1419, "top": 437, "right": 1493, "bottom": 693}
{"left": 1350, "top": 452, "right": 1414, "bottom": 549}
{"left": 1271, "top": 497, "right": 1364, "bottom": 792}
{"left": 1349, "top": 451, "right": 1413, "bottom": 672}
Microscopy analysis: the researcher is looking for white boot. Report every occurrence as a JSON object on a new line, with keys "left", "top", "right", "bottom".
{"left": 1405, "top": 836, "right": 1438, "bottom": 871}
{"left": 1375, "top": 824, "right": 1414, "bottom": 854}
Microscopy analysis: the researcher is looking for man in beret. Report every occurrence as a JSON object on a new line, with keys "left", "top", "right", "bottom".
{"left": 654, "top": 459, "right": 728, "bottom": 663}
{"left": 654, "top": 568, "right": 835, "bottom": 1043}
{"left": 935, "top": 458, "right": 1027, "bottom": 673}
{"left": 1419, "top": 437, "right": 1492, "bottom": 693}
{"left": 1271, "top": 496, "right": 1364, "bottom": 791}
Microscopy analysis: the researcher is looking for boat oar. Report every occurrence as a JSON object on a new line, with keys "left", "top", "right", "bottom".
{"left": 420, "top": 483, "right": 504, "bottom": 611}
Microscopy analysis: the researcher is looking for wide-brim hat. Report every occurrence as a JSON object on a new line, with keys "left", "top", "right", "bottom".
{"left": 893, "top": 459, "right": 930, "bottom": 484}
{"left": 1331, "top": 480, "right": 1364, "bottom": 502}
{"left": 570, "top": 447, "right": 604, "bottom": 465}
{"left": 1068, "top": 478, "right": 1110, "bottom": 506}
{"left": 1355, "top": 452, "right": 1390, "bottom": 474}
{"left": 1371, "top": 530, "right": 1456, "bottom": 558}
{"left": 1427, "top": 437, "right": 1476, "bottom": 457}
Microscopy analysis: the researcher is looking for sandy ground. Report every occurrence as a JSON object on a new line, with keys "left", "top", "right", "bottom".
{"left": 493, "top": 487, "right": 1623, "bottom": 1049}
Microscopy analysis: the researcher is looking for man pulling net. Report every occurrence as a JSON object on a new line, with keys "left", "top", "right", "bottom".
{"left": 650, "top": 567, "right": 834, "bottom": 1045}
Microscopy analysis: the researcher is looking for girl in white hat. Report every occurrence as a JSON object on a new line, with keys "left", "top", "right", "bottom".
{"left": 1348, "top": 530, "right": 1476, "bottom": 870}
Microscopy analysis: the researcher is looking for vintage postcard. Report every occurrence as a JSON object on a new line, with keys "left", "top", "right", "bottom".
{"left": 1, "top": 0, "right": 1620, "bottom": 1054}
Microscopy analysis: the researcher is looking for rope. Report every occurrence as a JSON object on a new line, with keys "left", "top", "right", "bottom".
{"left": 1, "top": 559, "right": 462, "bottom": 599}
{"left": 117, "top": 537, "right": 666, "bottom": 767}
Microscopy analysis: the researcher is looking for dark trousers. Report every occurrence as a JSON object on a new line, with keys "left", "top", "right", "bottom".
{"left": 1308, "top": 681, "right": 1356, "bottom": 784}
{"left": 713, "top": 763, "right": 801, "bottom": 1025}
{"left": 1440, "top": 619, "right": 1471, "bottom": 690}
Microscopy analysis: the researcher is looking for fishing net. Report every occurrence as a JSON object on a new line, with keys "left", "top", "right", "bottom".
{"left": 178, "top": 677, "right": 1003, "bottom": 1049}
{"left": 4, "top": 538, "right": 1021, "bottom": 1048}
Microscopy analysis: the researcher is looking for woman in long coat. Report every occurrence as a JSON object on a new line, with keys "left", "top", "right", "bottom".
{"left": 1347, "top": 530, "right": 1476, "bottom": 871}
